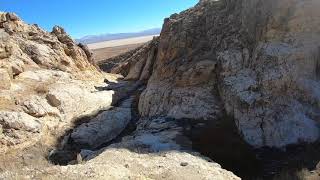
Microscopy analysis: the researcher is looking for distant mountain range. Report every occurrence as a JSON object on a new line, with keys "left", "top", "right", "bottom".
{"left": 76, "top": 28, "right": 161, "bottom": 44}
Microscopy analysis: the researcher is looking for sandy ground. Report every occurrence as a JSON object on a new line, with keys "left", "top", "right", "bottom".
{"left": 91, "top": 43, "right": 144, "bottom": 62}
{"left": 89, "top": 35, "right": 158, "bottom": 62}
{"left": 88, "top": 35, "right": 158, "bottom": 49}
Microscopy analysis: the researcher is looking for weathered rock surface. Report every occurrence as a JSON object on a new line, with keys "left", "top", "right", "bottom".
{"left": 104, "top": 0, "right": 320, "bottom": 148}
{"left": 0, "top": 9, "right": 240, "bottom": 180}
{"left": 99, "top": 37, "right": 159, "bottom": 82}
{"left": 0, "top": 12, "right": 119, "bottom": 154}
{"left": 1, "top": 148, "right": 239, "bottom": 180}
{"left": 0, "top": 111, "right": 42, "bottom": 152}
{"left": 70, "top": 100, "right": 132, "bottom": 149}
{"left": 0, "top": 68, "right": 11, "bottom": 90}
{"left": 21, "top": 95, "right": 60, "bottom": 117}
{"left": 45, "top": 82, "right": 114, "bottom": 122}
{"left": 0, "top": 111, "right": 41, "bottom": 132}
{"left": 1, "top": 113, "right": 240, "bottom": 180}
{"left": 5, "top": 0, "right": 320, "bottom": 178}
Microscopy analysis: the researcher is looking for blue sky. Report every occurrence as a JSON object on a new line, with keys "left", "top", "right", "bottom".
{"left": 0, "top": 0, "right": 198, "bottom": 38}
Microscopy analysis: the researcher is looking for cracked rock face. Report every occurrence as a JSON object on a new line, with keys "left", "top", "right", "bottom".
{"left": 107, "top": 0, "right": 320, "bottom": 148}
{"left": 99, "top": 37, "right": 159, "bottom": 82}
{"left": 0, "top": 7, "right": 240, "bottom": 180}
{"left": 0, "top": 12, "right": 119, "bottom": 153}
{"left": 70, "top": 104, "right": 132, "bottom": 149}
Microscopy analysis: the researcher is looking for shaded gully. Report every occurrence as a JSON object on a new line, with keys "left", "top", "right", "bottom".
{"left": 48, "top": 80, "right": 320, "bottom": 180}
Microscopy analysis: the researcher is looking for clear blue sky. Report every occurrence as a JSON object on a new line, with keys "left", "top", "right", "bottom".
{"left": 0, "top": 0, "right": 198, "bottom": 38}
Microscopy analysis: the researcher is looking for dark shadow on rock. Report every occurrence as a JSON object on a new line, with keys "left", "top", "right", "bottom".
{"left": 177, "top": 115, "right": 262, "bottom": 180}
{"left": 179, "top": 114, "right": 320, "bottom": 180}
{"left": 48, "top": 78, "right": 144, "bottom": 165}
{"left": 47, "top": 78, "right": 320, "bottom": 180}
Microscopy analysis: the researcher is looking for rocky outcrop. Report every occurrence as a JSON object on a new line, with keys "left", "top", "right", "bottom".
{"left": 0, "top": 10, "right": 240, "bottom": 180}
{"left": 3, "top": 0, "right": 320, "bottom": 179}
{"left": 99, "top": 37, "right": 159, "bottom": 82}
{"left": 0, "top": 111, "right": 41, "bottom": 133}
{"left": 0, "top": 13, "right": 97, "bottom": 74}
{"left": 0, "top": 12, "right": 121, "bottom": 153}
{"left": 2, "top": 109, "right": 240, "bottom": 179}
{"left": 70, "top": 97, "right": 133, "bottom": 149}
{"left": 104, "top": 0, "right": 320, "bottom": 148}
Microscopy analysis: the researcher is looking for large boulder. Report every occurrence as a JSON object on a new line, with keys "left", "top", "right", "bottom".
{"left": 21, "top": 95, "right": 60, "bottom": 118}
{"left": 0, "top": 111, "right": 41, "bottom": 132}
{"left": 46, "top": 82, "right": 114, "bottom": 122}
{"left": 108, "top": 0, "right": 320, "bottom": 148}
{"left": 70, "top": 105, "right": 131, "bottom": 149}
{"left": 0, "top": 111, "right": 42, "bottom": 154}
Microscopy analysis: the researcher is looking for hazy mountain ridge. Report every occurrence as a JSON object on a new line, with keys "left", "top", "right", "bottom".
{"left": 76, "top": 28, "right": 161, "bottom": 44}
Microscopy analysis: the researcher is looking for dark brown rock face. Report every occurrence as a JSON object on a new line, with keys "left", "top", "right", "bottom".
{"left": 105, "top": 0, "right": 320, "bottom": 148}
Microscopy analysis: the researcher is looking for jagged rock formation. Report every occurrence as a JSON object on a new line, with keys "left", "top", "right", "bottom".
{"left": 70, "top": 97, "right": 133, "bottom": 149}
{"left": 104, "top": 0, "right": 320, "bottom": 148}
{"left": 0, "top": 11, "right": 239, "bottom": 180}
{"left": 0, "top": 12, "right": 120, "bottom": 153}
{"left": 3, "top": 0, "right": 320, "bottom": 178}
{"left": 99, "top": 37, "right": 159, "bottom": 82}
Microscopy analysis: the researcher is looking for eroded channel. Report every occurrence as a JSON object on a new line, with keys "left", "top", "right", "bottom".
{"left": 48, "top": 80, "right": 143, "bottom": 165}
{"left": 45, "top": 80, "right": 320, "bottom": 180}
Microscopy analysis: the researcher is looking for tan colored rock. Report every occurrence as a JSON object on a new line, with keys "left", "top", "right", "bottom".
{"left": 0, "top": 68, "right": 11, "bottom": 90}
{"left": 16, "top": 69, "right": 71, "bottom": 83}
{"left": 78, "top": 43, "right": 94, "bottom": 63}
{"left": 0, "top": 13, "right": 97, "bottom": 73}
{"left": 0, "top": 43, "right": 12, "bottom": 59}
{"left": 22, "top": 95, "right": 60, "bottom": 117}
{"left": 0, "top": 93, "right": 13, "bottom": 109}
{"left": 100, "top": 37, "right": 159, "bottom": 82}
{"left": 2, "top": 0, "right": 320, "bottom": 179}
{"left": 139, "top": 45, "right": 157, "bottom": 81}
{"left": 46, "top": 82, "right": 114, "bottom": 122}
{"left": 0, "top": 111, "right": 41, "bottom": 132}
{"left": 124, "top": 56, "right": 146, "bottom": 80}
{"left": 1, "top": 149, "right": 240, "bottom": 180}
{"left": 0, "top": 13, "right": 7, "bottom": 23}
{"left": 51, "top": 26, "right": 73, "bottom": 45}
{"left": 5, "top": 13, "right": 19, "bottom": 21}
{"left": 0, "top": 12, "right": 109, "bottom": 154}
{"left": 10, "top": 61, "right": 24, "bottom": 76}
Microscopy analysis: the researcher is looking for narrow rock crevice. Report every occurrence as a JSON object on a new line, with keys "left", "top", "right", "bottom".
{"left": 48, "top": 81, "right": 144, "bottom": 165}
{"left": 315, "top": 47, "right": 320, "bottom": 79}
{"left": 180, "top": 114, "right": 320, "bottom": 179}
{"left": 178, "top": 115, "right": 261, "bottom": 179}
